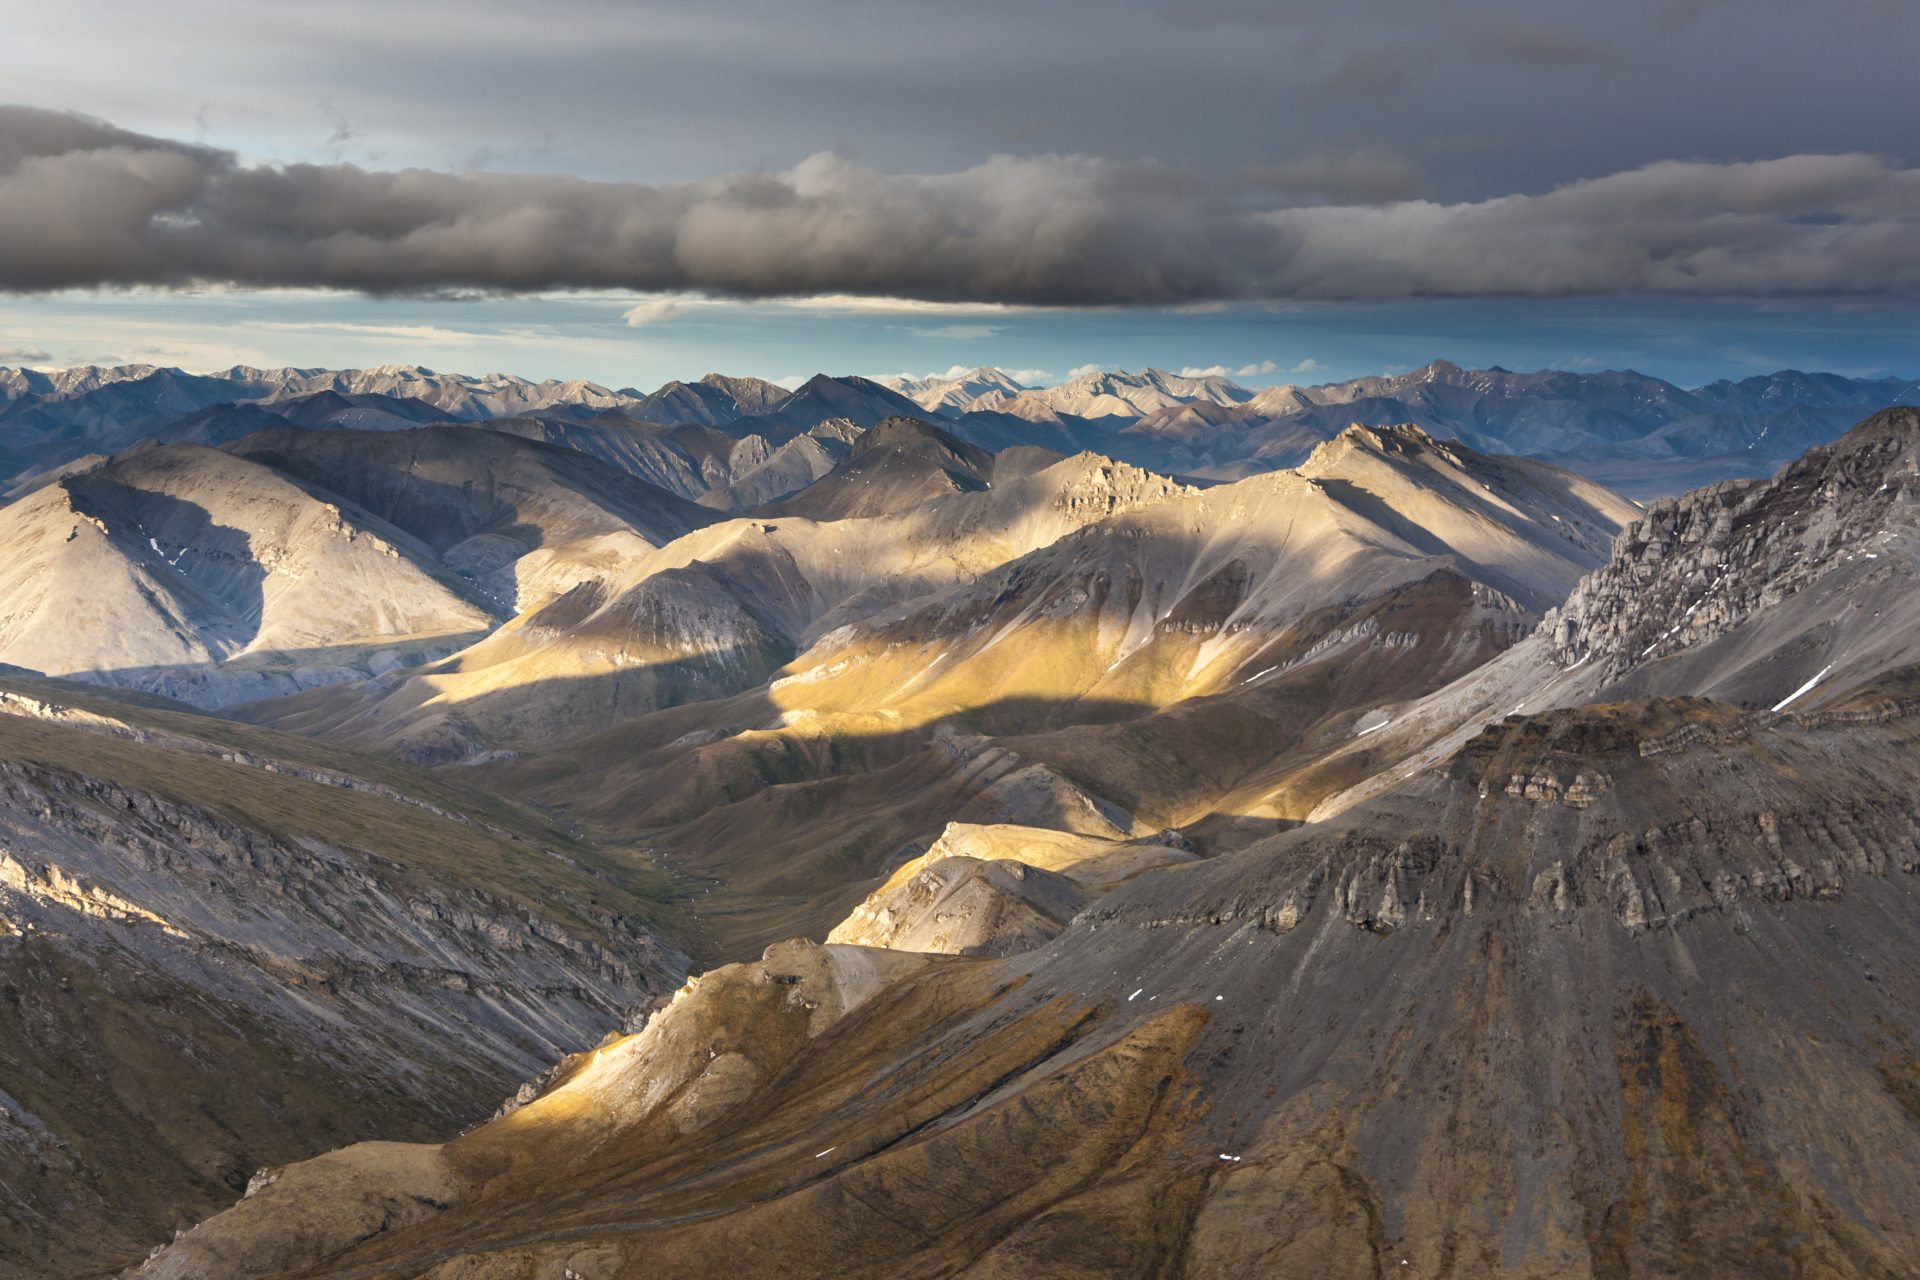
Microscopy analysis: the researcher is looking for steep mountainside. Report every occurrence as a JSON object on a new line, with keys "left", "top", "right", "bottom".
{"left": 478, "top": 416, "right": 773, "bottom": 500}
{"left": 695, "top": 420, "right": 865, "bottom": 511}
{"left": 309, "top": 425, "right": 1633, "bottom": 955}
{"left": 756, "top": 417, "right": 995, "bottom": 520}
{"left": 0, "top": 428, "right": 721, "bottom": 709}
{"left": 768, "top": 424, "right": 1631, "bottom": 732}
{"left": 1301, "top": 406, "right": 1920, "bottom": 823}
{"left": 0, "top": 675, "right": 684, "bottom": 1279}
{"left": 0, "top": 446, "right": 497, "bottom": 707}
{"left": 1545, "top": 405, "right": 1920, "bottom": 700}
{"left": 479, "top": 415, "right": 865, "bottom": 512}
{"left": 137, "top": 416, "right": 1920, "bottom": 1280}
{"left": 729, "top": 374, "right": 925, "bottom": 432}
{"left": 243, "top": 451, "right": 1191, "bottom": 766}
{"left": 224, "top": 426, "right": 718, "bottom": 610}
{"left": 624, "top": 373, "right": 792, "bottom": 427}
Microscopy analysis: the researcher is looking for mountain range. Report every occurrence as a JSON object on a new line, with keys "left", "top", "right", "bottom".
{"left": 7, "top": 360, "right": 1918, "bottom": 505}
{"left": 115, "top": 404, "right": 1920, "bottom": 1280}
{"left": 1, "top": 356, "right": 1918, "bottom": 1277}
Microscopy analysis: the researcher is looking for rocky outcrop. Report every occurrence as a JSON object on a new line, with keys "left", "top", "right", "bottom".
{"left": 827, "top": 822, "right": 1200, "bottom": 958}
{"left": 1546, "top": 406, "right": 1919, "bottom": 682}
{"left": 828, "top": 855, "right": 1090, "bottom": 956}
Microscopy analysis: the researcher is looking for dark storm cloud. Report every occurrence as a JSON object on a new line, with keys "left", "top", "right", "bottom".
{"left": 12, "top": 0, "right": 1920, "bottom": 204}
{"left": 1239, "top": 150, "right": 1430, "bottom": 203}
{"left": 1458, "top": 18, "right": 1615, "bottom": 67}
{"left": 5, "top": 106, "right": 1920, "bottom": 305}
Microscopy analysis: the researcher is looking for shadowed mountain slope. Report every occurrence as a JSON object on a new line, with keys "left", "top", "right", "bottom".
{"left": 477, "top": 415, "right": 778, "bottom": 500}
{"left": 755, "top": 417, "right": 996, "bottom": 521}
{"left": 695, "top": 420, "right": 866, "bottom": 511}
{"left": 0, "top": 427, "right": 723, "bottom": 709}
{"left": 734, "top": 374, "right": 925, "bottom": 431}
{"left": 0, "top": 674, "right": 685, "bottom": 1279}
{"left": 0, "top": 445, "right": 496, "bottom": 707}
{"left": 622, "top": 373, "right": 792, "bottom": 427}
{"left": 224, "top": 426, "right": 718, "bottom": 610}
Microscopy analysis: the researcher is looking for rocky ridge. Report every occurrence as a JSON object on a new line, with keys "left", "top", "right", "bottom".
{"left": 1547, "top": 405, "right": 1919, "bottom": 682}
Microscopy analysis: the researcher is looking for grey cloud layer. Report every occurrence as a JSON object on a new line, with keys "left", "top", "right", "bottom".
{"left": 11, "top": 0, "right": 1920, "bottom": 207}
{"left": 5, "top": 106, "right": 1919, "bottom": 304}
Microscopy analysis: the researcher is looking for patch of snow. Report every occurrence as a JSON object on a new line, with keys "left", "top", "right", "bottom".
{"left": 1128, "top": 988, "right": 1143, "bottom": 1001}
{"left": 1771, "top": 663, "right": 1834, "bottom": 712}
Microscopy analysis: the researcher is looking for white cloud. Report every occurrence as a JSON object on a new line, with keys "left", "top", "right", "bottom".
{"left": 0, "top": 345, "right": 52, "bottom": 365}
{"left": 1006, "top": 368, "right": 1052, "bottom": 385}
{"left": 772, "top": 373, "right": 808, "bottom": 390}
{"left": 872, "top": 364, "right": 985, "bottom": 386}
{"left": 256, "top": 319, "right": 560, "bottom": 344}
{"left": 1291, "top": 357, "right": 1322, "bottom": 374}
{"left": 1235, "top": 359, "right": 1280, "bottom": 376}
{"left": 623, "top": 298, "right": 681, "bottom": 327}
{"left": 1066, "top": 363, "right": 1107, "bottom": 379}
{"left": 1179, "top": 364, "right": 1232, "bottom": 378}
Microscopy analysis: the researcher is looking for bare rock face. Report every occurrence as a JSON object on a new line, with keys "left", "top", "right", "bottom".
{"left": 1547, "top": 406, "right": 1920, "bottom": 685}
{"left": 828, "top": 855, "right": 1089, "bottom": 956}
{"left": 828, "top": 823, "right": 1201, "bottom": 958}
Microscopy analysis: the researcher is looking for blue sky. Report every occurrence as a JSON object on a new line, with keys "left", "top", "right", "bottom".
{"left": 2, "top": 290, "right": 1913, "bottom": 391}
